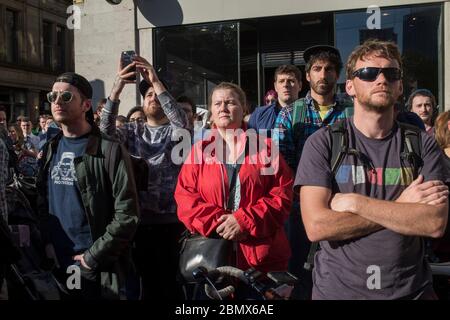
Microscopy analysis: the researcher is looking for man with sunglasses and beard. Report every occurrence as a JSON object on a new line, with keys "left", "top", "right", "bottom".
{"left": 37, "top": 72, "right": 139, "bottom": 299}
{"left": 274, "top": 45, "right": 353, "bottom": 299}
{"left": 295, "top": 40, "right": 448, "bottom": 299}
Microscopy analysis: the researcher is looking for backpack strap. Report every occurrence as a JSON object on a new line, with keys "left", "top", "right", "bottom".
{"left": 330, "top": 120, "right": 349, "bottom": 175}
{"left": 398, "top": 121, "right": 423, "bottom": 179}
{"left": 292, "top": 99, "right": 307, "bottom": 126}
{"left": 304, "top": 120, "right": 349, "bottom": 271}
{"left": 397, "top": 121, "right": 430, "bottom": 259}
{"left": 343, "top": 104, "right": 354, "bottom": 118}
{"left": 304, "top": 242, "right": 319, "bottom": 271}
{"left": 292, "top": 99, "right": 307, "bottom": 144}
{"left": 329, "top": 120, "right": 375, "bottom": 173}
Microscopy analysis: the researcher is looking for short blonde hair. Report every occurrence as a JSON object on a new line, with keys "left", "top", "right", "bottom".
{"left": 346, "top": 39, "right": 402, "bottom": 80}
{"left": 208, "top": 82, "right": 249, "bottom": 115}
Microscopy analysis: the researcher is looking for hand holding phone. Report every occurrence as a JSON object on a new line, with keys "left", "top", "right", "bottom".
{"left": 121, "top": 50, "right": 136, "bottom": 81}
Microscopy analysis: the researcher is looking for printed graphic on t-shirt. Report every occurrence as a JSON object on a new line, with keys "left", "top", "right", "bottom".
{"left": 335, "top": 165, "right": 414, "bottom": 186}
{"left": 51, "top": 152, "right": 77, "bottom": 185}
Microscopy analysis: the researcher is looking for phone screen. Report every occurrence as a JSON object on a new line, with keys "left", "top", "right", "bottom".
{"left": 121, "top": 50, "right": 136, "bottom": 81}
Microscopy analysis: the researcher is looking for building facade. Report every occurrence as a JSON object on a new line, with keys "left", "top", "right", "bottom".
{"left": 74, "top": 0, "right": 450, "bottom": 115}
{"left": 0, "top": 0, "right": 74, "bottom": 124}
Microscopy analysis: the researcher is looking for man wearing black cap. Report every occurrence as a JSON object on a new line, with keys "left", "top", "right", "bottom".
{"left": 37, "top": 72, "right": 139, "bottom": 299}
{"left": 100, "top": 55, "right": 188, "bottom": 300}
{"left": 274, "top": 45, "right": 353, "bottom": 300}
{"left": 276, "top": 45, "right": 353, "bottom": 170}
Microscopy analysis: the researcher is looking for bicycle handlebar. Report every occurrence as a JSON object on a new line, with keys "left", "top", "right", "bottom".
{"left": 195, "top": 266, "right": 294, "bottom": 300}
{"left": 201, "top": 266, "right": 248, "bottom": 300}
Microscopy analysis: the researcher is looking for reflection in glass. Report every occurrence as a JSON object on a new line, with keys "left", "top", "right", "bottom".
{"left": 154, "top": 23, "right": 238, "bottom": 110}
{"left": 335, "top": 4, "right": 441, "bottom": 103}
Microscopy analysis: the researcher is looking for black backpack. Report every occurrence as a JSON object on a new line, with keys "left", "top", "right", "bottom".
{"left": 304, "top": 120, "right": 423, "bottom": 271}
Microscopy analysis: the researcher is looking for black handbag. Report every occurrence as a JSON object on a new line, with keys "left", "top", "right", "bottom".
{"left": 179, "top": 232, "right": 232, "bottom": 283}
{"left": 179, "top": 158, "right": 244, "bottom": 283}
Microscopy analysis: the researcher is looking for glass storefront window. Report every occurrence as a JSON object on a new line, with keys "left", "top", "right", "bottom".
{"left": 335, "top": 4, "right": 442, "bottom": 104}
{"left": 154, "top": 22, "right": 238, "bottom": 109}
{"left": 56, "top": 25, "right": 66, "bottom": 71}
{"left": 0, "top": 86, "right": 27, "bottom": 122}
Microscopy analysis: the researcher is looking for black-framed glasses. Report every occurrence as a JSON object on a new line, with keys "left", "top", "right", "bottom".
{"left": 47, "top": 91, "right": 73, "bottom": 104}
{"left": 352, "top": 67, "right": 402, "bottom": 82}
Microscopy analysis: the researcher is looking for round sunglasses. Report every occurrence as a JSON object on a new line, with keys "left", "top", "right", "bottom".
{"left": 47, "top": 90, "right": 74, "bottom": 104}
{"left": 352, "top": 67, "right": 402, "bottom": 82}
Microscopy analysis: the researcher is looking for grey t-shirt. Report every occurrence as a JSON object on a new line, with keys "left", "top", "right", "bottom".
{"left": 295, "top": 118, "right": 447, "bottom": 299}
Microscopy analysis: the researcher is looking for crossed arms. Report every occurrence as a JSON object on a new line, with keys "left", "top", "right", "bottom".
{"left": 300, "top": 175, "right": 448, "bottom": 242}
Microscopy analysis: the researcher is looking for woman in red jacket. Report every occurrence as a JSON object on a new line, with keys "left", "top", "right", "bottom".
{"left": 175, "top": 82, "right": 293, "bottom": 274}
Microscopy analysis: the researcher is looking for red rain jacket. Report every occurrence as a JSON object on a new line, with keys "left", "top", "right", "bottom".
{"left": 175, "top": 129, "right": 293, "bottom": 272}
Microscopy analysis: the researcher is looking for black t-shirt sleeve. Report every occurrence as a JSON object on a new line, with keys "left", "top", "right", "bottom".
{"left": 419, "top": 132, "right": 449, "bottom": 183}
{"left": 294, "top": 127, "right": 333, "bottom": 193}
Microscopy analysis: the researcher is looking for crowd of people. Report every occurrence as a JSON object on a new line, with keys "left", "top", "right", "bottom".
{"left": 0, "top": 38, "right": 449, "bottom": 301}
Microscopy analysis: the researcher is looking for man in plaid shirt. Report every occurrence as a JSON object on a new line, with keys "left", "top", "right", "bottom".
{"left": 274, "top": 45, "right": 353, "bottom": 300}
{"left": 275, "top": 46, "right": 353, "bottom": 171}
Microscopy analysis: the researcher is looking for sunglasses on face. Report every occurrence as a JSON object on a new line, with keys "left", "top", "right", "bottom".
{"left": 352, "top": 67, "right": 402, "bottom": 82}
{"left": 47, "top": 91, "right": 74, "bottom": 104}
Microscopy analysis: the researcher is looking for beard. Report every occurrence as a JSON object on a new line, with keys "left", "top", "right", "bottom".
{"left": 310, "top": 79, "right": 335, "bottom": 96}
{"left": 144, "top": 103, "right": 165, "bottom": 120}
{"left": 358, "top": 91, "right": 397, "bottom": 114}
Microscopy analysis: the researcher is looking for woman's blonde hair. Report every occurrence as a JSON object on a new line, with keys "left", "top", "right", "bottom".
{"left": 434, "top": 111, "right": 450, "bottom": 150}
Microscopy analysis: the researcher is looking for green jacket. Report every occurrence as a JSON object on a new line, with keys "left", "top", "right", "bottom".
{"left": 37, "top": 126, "right": 140, "bottom": 299}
